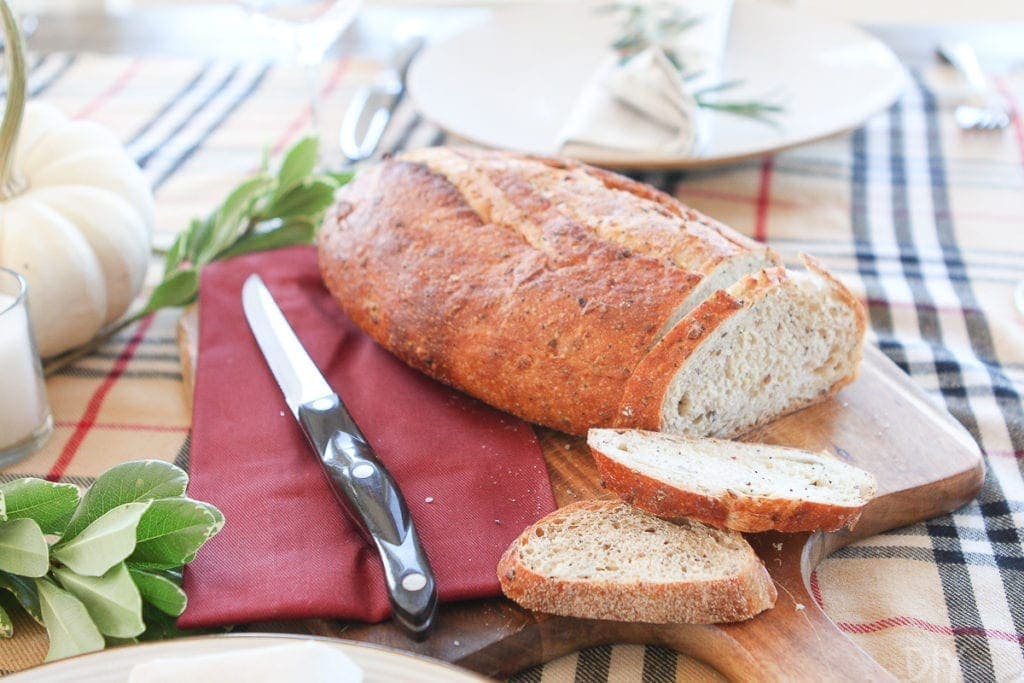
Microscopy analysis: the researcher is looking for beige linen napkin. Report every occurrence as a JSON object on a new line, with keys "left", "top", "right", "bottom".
{"left": 558, "top": 0, "right": 734, "bottom": 158}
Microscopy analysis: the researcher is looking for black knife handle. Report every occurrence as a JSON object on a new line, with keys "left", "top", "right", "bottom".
{"left": 298, "top": 395, "right": 438, "bottom": 640}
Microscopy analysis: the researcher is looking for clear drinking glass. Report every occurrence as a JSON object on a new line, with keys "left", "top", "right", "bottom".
{"left": 0, "top": 267, "right": 52, "bottom": 468}
{"left": 239, "top": 0, "right": 362, "bottom": 167}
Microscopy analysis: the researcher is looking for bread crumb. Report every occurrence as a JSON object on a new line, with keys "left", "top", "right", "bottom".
{"left": 453, "top": 640, "right": 461, "bottom": 646}
{"left": 279, "top": 411, "right": 285, "bottom": 417}
{"left": 425, "top": 497, "right": 434, "bottom": 503}
{"left": 795, "top": 603, "right": 806, "bottom": 611}
{"left": 772, "top": 542, "right": 783, "bottom": 552}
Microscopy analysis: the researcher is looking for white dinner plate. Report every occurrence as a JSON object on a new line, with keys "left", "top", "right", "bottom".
{"left": 5, "top": 634, "right": 491, "bottom": 682}
{"left": 408, "top": 0, "right": 908, "bottom": 168}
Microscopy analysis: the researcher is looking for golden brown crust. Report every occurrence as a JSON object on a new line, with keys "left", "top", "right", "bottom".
{"left": 496, "top": 500, "right": 777, "bottom": 623}
{"left": 591, "top": 448, "right": 867, "bottom": 533}
{"left": 615, "top": 268, "right": 786, "bottom": 432}
{"left": 318, "top": 148, "right": 767, "bottom": 435}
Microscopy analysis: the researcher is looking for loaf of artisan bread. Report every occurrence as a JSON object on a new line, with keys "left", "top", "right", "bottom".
{"left": 589, "top": 428, "right": 877, "bottom": 532}
{"left": 318, "top": 146, "right": 864, "bottom": 437}
{"left": 497, "top": 499, "right": 777, "bottom": 623}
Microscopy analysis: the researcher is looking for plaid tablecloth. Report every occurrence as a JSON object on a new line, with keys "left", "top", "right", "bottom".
{"left": 1, "top": 51, "right": 1022, "bottom": 681}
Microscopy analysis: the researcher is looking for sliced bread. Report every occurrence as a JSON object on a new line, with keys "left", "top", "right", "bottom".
{"left": 589, "top": 428, "right": 878, "bottom": 533}
{"left": 319, "top": 147, "right": 864, "bottom": 439}
{"left": 617, "top": 255, "right": 866, "bottom": 439}
{"left": 318, "top": 147, "right": 779, "bottom": 436}
{"left": 497, "top": 499, "right": 777, "bottom": 624}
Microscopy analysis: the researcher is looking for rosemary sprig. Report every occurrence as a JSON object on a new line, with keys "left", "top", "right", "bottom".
{"left": 600, "top": 0, "right": 782, "bottom": 123}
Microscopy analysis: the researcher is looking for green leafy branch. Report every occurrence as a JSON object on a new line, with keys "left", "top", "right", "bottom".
{"left": 0, "top": 461, "right": 222, "bottom": 660}
{"left": 43, "top": 136, "right": 351, "bottom": 376}
{"left": 598, "top": 0, "right": 783, "bottom": 123}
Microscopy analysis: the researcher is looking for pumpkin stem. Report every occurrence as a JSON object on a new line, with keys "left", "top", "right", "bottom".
{"left": 0, "top": 0, "right": 28, "bottom": 200}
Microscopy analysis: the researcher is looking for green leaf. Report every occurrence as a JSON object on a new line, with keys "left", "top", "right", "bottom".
{"left": 162, "top": 230, "right": 189, "bottom": 275}
{"left": 141, "top": 268, "right": 198, "bottom": 314}
{"left": 199, "top": 175, "right": 275, "bottom": 264}
{"left": 139, "top": 603, "right": 192, "bottom": 641}
{"left": 128, "top": 567, "right": 187, "bottom": 616}
{"left": 275, "top": 136, "right": 318, "bottom": 198}
{"left": 184, "top": 216, "right": 212, "bottom": 264}
{"left": 216, "top": 217, "right": 317, "bottom": 260}
{"left": 0, "top": 518, "right": 49, "bottom": 577}
{"left": 53, "top": 564, "right": 144, "bottom": 639}
{"left": 266, "top": 179, "right": 338, "bottom": 221}
{"left": 128, "top": 499, "right": 224, "bottom": 570}
{"left": 326, "top": 171, "right": 354, "bottom": 187}
{"left": 0, "top": 601, "right": 12, "bottom": 638}
{"left": 36, "top": 578, "right": 105, "bottom": 661}
{"left": 64, "top": 461, "right": 188, "bottom": 541}
{"left": 0, "top": 478, "right": 80, "bottom": 535}
{"left": 53, "top": 502, "right": 151, "bottom": 577}
{"left": 0, "top": 571, "right": 42, "bottom": 624}
{"left": 105, "top": 635, "right": 138, "bottom": 646}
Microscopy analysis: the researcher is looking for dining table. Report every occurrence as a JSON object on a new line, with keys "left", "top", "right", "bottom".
{"left": 1, "top": 3, "right": 1023, "bottom": 681}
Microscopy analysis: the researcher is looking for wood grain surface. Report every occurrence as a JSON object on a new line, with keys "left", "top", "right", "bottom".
{"left": 178, "top": 306, "right": 983, "bottom": 681}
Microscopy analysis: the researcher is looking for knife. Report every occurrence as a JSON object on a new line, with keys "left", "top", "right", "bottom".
{"left": 241, "top": 274, "right": 438, "bottom": 639}
{"left": 340, "top": 36, "right": 425, "bottom": 162}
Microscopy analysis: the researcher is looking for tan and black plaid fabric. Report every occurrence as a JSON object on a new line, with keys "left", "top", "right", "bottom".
{"left": 1, "top": 52, "right": 1022, "bottom": 681}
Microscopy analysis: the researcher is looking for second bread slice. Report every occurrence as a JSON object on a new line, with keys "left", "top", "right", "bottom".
{"left": 498, "top": 499, "right": 776, "bottom": 624}
{"left": 589, "top": 429, "right": 877, "bottom": 533}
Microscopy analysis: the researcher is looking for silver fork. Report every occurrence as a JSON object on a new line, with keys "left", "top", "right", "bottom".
{"left": 938, "top": 42, "right": 1010, "bottom": 131}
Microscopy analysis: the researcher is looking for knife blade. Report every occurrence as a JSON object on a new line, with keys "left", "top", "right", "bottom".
{"left": 241, "top": 274, "right": 438, "bottom": 639}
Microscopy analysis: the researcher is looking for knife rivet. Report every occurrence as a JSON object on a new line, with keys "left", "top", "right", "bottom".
{"left": 401, "top": 572, "right": 427, "bottom": 592}
{"left": 351, "top": 463, "right": 375, "bottom": 479}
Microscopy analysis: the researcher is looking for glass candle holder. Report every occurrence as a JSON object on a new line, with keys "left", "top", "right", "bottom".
{"left": 0, "top": 267, "right": 52, "bottom": 468}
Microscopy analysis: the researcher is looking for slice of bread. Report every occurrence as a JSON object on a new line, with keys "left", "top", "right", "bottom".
{"left": 617, "top": 255, "right": 866, "bottom": 439}
{"left": 497, "top": 500, "right": 777, "bottom": 624}
{"left": 589, "top": 429, "right": 877, "bottom": 533}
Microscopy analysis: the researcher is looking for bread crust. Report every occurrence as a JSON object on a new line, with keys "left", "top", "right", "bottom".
{"left": 615, "top": 268, "right": 785, "bottom": 433}
{"left": 318, "top": 148, "right": 772, "bottom": 435}
{"left": 616, "top": 262, "right": 864, "bottom": 438}
{"left": 496, "top": 500, "right": 777, "bottom": 623}
{"left": 591, "top": 445, "right": 869, "bottom": 533}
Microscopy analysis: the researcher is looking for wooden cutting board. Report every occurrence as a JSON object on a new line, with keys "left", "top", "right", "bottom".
{"left": 178, "top": 307, "right": 982, "bottom": 681}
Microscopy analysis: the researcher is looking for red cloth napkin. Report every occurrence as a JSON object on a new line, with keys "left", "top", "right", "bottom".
{"left": 179, "top": 246, "right": 556, "bottom": 628}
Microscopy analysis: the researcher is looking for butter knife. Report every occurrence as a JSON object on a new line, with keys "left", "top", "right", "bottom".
{"left": 340, "top": 36, "right": 425, "bottom": 162}
{"left": 241, "top": 274, "right": 438, "bottom": 639}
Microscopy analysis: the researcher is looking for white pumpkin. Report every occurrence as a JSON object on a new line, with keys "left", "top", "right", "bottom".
{"left": 0, "top": 7, "right": 153, "bottom": 357}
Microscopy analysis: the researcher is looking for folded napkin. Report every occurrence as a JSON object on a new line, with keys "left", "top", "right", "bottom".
{"left": 558, "top": 0, "right": 734, "bottom": 158}
{"left": 180, "top": 246, "right": 557, "bottom": 628}
{"left": 559, "top": 47, "right": 701, "bottom": 156}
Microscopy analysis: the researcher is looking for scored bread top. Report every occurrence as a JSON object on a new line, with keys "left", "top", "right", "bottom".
{"left": 318, "top": 147, "right": 776, "bottom": 434}
{"left": 497, "top": 499, "right": 777, "bottom": 623}
{"left": 589, "top": 429, "right": 877, "bottom": 533}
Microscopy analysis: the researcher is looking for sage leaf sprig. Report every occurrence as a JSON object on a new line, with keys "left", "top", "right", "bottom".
{"left": 43, "top": 136, "right": 352, "bottom": 375}
{"left": 599, "top": 0, "right": 783, "bottom": 123}
{"left": 0, "top": 461, "right": 223, "bottom": 661}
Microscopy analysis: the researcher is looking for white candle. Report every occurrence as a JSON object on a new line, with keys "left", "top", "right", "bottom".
{"left": 0, "top": 292, "right": 49, "bottom": 452}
